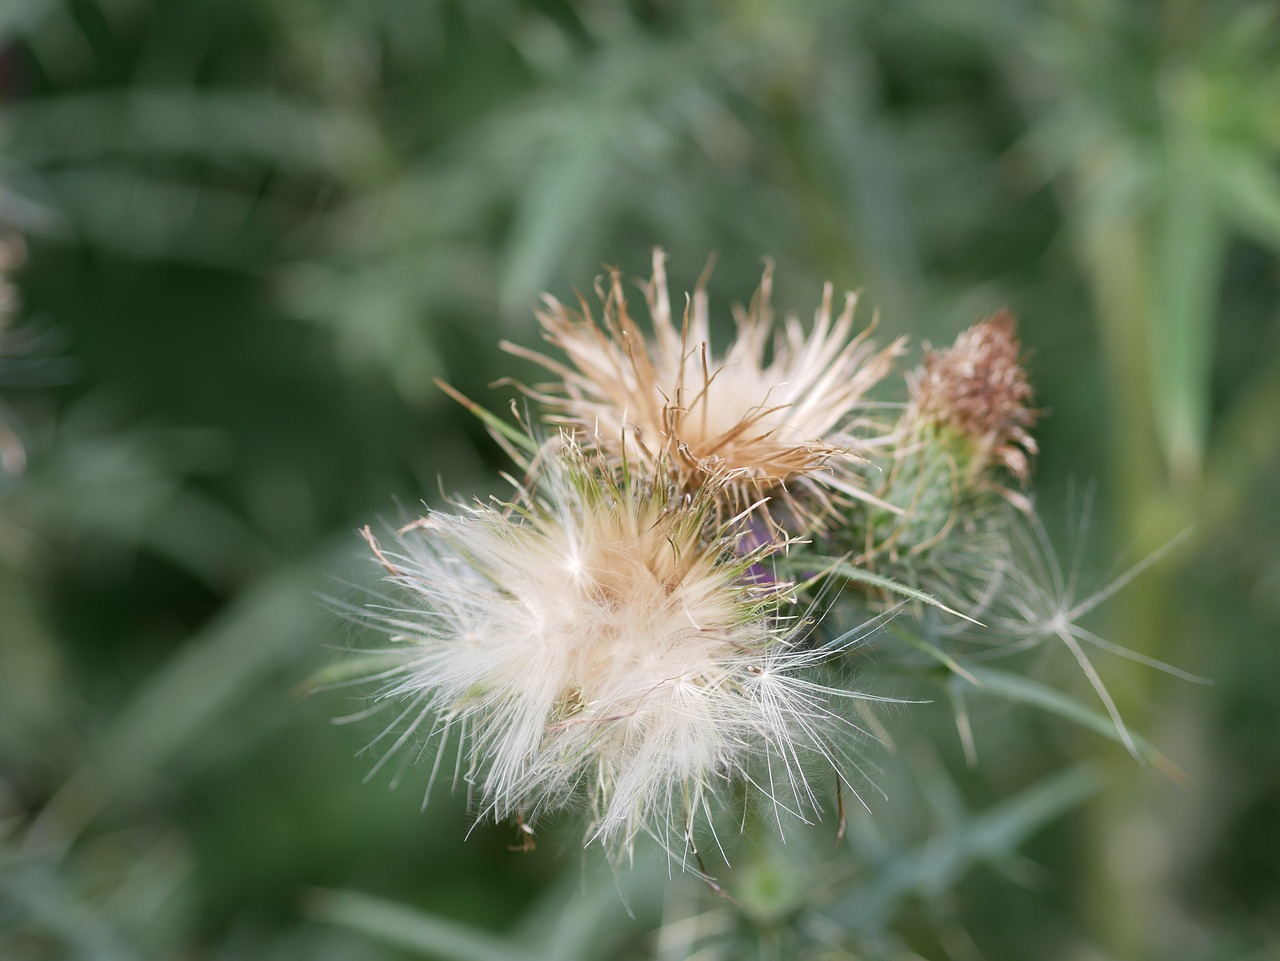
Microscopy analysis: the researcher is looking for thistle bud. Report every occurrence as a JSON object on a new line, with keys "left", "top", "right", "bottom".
{"left": 846, "top": 312, "right": 1040, "bottom": 610}
{"left": 906, "top": 309, "right": 1038, "bottom": 495}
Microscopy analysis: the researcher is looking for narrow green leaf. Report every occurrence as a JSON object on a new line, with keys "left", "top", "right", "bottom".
{"left": 307, "top": 888, "right": 533, "bottom": 961}
{"left": 822, "top": 766, "right": 1102, "bottom": 930}
{"left": 0, "top": 0, "right": 60, "bottom": 39}
{"left": 297, "top": 652, "right": 408, "bottom": 695}
{"left": 433, "top": 378, "right": 538, "bottom": 468}
{"left": 810, "top": 558, "right": 981, "bottom": 625}
{"left": 892, "top": 627, "right": 982, "bottom": 686}
{"left": 965, "top": 666, "right": 1183, "bottom": 778}
{"left": 1, "top": 90, "right": 385, "bottom": 177}
{"left": 514, "top": 857, "right": 667, "bottom": 961}
{"left": 499, "top": 124, "right": 611, "bottom": 322}
{"left": 24, "top": 551, "right": 338, "bottom": 857}
{"left": 1212, "top": 151, "right": 1280, "bottom": 253}
{"left": 1153, "top": 126, "right": 1223, "bottom": 485}
{"left": 0, "top": 854, "right": 139, "bottom": 961}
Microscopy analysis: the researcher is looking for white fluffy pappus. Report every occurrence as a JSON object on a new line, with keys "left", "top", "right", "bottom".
{"left": 350, "top": 440, "right": 887, "bottom": 860}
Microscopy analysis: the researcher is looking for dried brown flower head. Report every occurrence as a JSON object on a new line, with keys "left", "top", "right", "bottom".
{"left": 906, "top": 309, "right": 1039, "bottom": 497}
{"left": 505, "top": 250, "right": 904, "bottom": 529}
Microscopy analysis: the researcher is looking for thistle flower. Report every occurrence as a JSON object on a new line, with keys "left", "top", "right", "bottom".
{"left": 504, "top": 250, "right": 905, "bottom": 532}
{"left": 904, "top": 309, "right": 1038, "bottom": 499}
{"left": 352, "top": 438, "right": 877, "bottom": 857}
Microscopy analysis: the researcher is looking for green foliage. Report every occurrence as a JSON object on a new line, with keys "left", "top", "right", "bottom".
{"left": 2, "top": 1, "right": 1278, "bottom": 959}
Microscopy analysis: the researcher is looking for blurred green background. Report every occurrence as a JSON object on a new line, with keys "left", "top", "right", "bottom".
{"left": 1, "top": 1, "right": 1278, "bottom": 958}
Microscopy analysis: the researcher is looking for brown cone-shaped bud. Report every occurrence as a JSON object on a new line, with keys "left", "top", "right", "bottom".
{"left": 908, "top": 309, "right": 1039, "bottom": 493}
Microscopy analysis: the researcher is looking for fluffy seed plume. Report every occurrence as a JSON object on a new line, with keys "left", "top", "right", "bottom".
{"left": 352, "top": 438, "right": 878, "bottom": 858}
{"left": 504, "top": 250, "right": 905, "bottom": 531}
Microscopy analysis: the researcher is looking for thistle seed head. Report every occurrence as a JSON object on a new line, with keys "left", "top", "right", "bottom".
{"left": 355, "top": 438, "right": 869, "bottom": 856}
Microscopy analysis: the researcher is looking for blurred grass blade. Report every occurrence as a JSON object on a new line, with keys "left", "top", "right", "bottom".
{"left": 307, "top": 888, "right": 533, "bottom": 961}
{"left": 965, "top": 666, "right": 1182, "bottom": 778}
{"left": 499, "top": 123, "right": 610, "bottom": 321}
{"left": 893, "top": 627, "right": 982, "bottom": 685}
{"left": 822, "top": 766, "right": 1102, "bottom": 930}
{"left": 0, "top": 0, "right": 60, "bottom": 37}
{"left": 1153, "top": 127, "right": 1222, "bottom": 486}
{"left": 4, "top": 430, "right": 268, "bottom": 589}
{"left": 0, "top": 853, "right": 140, "bottom": 961}
{"left": 298, "top": 651, "right": 407, "bottom": 695}
{"left": 514, "top": 856, "right": 666, "bottom": 961}
{"left": 1, "top": 90, "right": 385, "bottom": 177}
{"left": 23, "top": 548, "right": 340, "bottom": 856}
{"left": 1213, "top": 152, "right": 1280, "bottom": 251}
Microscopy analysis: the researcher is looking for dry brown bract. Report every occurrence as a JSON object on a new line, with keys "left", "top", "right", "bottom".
{"left": 504, "top": 250, "right": 904, "bottom": 531}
